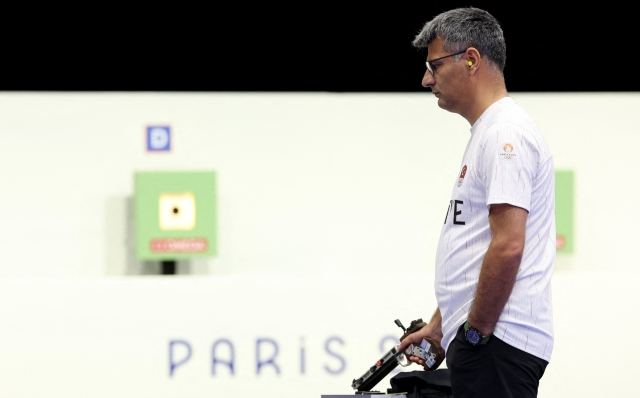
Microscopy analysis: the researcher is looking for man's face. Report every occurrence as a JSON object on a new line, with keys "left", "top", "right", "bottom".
{"left": 422, "top": 37, "right": 468, "bottom": 113}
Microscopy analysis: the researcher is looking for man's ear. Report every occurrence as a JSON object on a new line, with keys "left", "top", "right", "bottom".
{"left": 466, "top": 47, "right": 481, "bottom": 75}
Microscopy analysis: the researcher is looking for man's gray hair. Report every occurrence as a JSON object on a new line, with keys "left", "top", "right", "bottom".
{"left": 413, "top": 7, "right": 506, "bottom": 74}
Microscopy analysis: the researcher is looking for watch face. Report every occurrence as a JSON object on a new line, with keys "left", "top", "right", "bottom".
{"left": 465, "top": 329, "right": 481, "bottom": 345}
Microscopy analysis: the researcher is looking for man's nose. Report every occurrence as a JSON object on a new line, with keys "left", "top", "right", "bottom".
{"left": 422, "top": 70, "right": 435, "bottom": 88}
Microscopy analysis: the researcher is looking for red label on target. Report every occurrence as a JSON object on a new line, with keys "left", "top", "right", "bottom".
{"left": 556, "top": 235, "right": 566, "bottom": 250}
{"left": 150, "top": 238, "right": 208, "bottom": 253}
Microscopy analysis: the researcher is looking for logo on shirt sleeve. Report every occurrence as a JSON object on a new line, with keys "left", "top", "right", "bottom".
{"left": 457, "top": 165, "right": 467, "bottom": 187}
{"left": 499, "top": 143, "right": 517, "bottom": 161}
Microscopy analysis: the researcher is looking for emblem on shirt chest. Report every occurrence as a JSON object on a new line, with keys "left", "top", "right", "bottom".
{"left": 457, "top": 165, "right": 467, "bottom": 187}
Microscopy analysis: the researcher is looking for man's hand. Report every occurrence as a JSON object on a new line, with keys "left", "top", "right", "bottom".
{"left": 397, "top": 325, "right": 433, "bottom": 368}
{"left": 397, "top": 309, "right": 443, "bottom": 369}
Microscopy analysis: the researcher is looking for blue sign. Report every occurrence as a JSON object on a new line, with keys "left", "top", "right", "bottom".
{"left": 147, "top": 126, "right": 171, "bottom": 151}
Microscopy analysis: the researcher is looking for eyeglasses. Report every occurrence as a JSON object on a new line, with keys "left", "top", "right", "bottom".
{"left": 425, "top": 49, "right": 468, "bottom": 76}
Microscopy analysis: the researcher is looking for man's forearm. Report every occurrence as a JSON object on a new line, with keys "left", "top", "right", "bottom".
{"left": 467, "top": 240, "right": 522, "bottom": 336}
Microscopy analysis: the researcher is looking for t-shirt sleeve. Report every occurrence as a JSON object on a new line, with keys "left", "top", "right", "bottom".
{"left": 477, "top": 122, "right": 539, "bottom": 212}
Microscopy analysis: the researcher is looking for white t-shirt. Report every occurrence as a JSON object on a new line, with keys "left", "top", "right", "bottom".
{"left": 434, "top": 96, "right": 555, "bottom": 362}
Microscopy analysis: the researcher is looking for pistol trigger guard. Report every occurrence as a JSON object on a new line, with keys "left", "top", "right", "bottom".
{"left": 395, "top": 346, "right": 411, "bottom": 367}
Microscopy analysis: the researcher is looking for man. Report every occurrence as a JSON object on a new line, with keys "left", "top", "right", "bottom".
{"left": 397, "top": 8, "right": 555, "bottom": 398}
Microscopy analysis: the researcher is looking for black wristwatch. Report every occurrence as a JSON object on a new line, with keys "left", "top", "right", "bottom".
{"left": 463, "top": 321, "right": 492, "bottom": 346}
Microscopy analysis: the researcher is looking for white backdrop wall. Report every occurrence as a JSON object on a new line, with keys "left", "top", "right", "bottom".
{"left": 1, "top": 92, "right": 639, "bottom": 277}
{"left": 1, "top": 93, "right": 639, "bottom": 398}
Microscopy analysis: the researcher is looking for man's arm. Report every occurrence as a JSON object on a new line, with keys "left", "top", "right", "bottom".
{"left": 467, "top": 203, "right": 528, "bottom": 336}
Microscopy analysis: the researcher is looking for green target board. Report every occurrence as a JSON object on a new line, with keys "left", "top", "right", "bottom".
{"left": 134, "top": 171, "right": 217, "bottom": 260}
{"left": 555, "top": 170, "right": 574, "bottom": 254}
